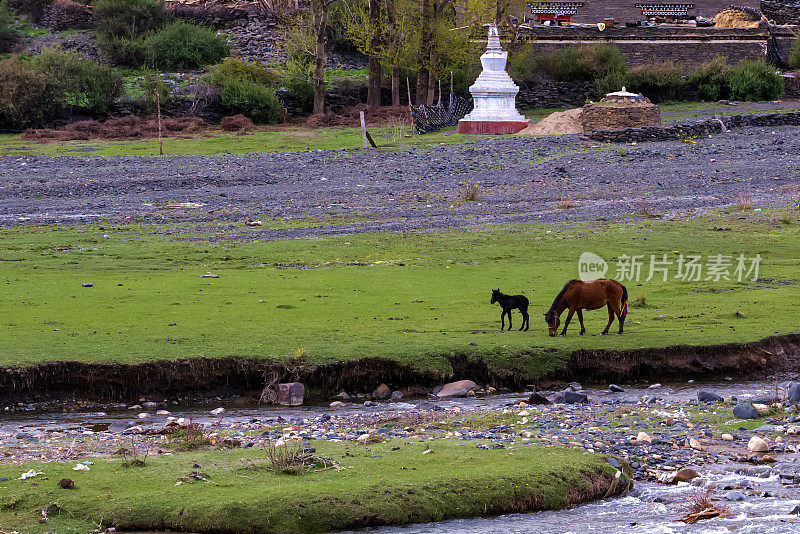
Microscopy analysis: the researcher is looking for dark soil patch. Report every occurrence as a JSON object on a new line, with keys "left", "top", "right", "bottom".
{"left": 1, "top": 335, "right": 797, "bottom": 404}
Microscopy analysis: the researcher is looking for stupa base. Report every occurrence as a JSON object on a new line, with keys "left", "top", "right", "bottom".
{"left": 458, "top": 119, "right": 529, "bottom": 135}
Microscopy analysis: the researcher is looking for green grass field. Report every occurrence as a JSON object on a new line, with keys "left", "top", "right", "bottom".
{"left": 0, "top": 101, "right": 794, "bottom": 157}
{"left": 0, "top": 440, "right": 619, "bottom": 533}
{"left": 1, "top": 210, "right": 798, "bottom": 377}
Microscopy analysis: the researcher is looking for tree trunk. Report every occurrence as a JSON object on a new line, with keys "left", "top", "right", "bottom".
{"left": 415, "top": 0, "right": 431, "bottom": 105}
{"left": 367, "top": 0, "right": 382, "bottom": 108}
{"left": 312, "top": 0, "right": 329, "bottom": 115}
{"left": 384, "top": 0, "right": 400, "bottom": 106}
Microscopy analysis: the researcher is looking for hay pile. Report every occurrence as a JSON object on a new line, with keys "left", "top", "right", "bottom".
{"left": 715, "top": 5, "right": 763, "bottom": 28}
{"left": 518, "top": 108, "right": 584, "bottom": 136}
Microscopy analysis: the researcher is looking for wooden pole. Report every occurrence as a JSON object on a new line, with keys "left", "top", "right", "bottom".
{"left": 406, "top": 77, "right": 412, "bottom": 108}
{"left": 157, "top": 91, "right": 163, "bottom": 156}
{"left": 438, "top": 79, "right": 442, "bottom": 105}
{"left": 360, "top": 110, "right": 368, "bottom": 149}
{"left": 449, "top": 71, "right": 454, "bottom": 108}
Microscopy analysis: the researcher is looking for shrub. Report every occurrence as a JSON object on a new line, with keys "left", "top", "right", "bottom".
{"left": 220, "top": 79, "right": 281, "bottom": 124}
{"left": 93, "top": 0, "right": 166, "bottom": 39}
{"left": 0, "top": 0, "right": 14, "bottom": 41}
{"left": 0, "top": 56, "right": 58, "bottom": 128}
{"left": 725, "top": 60, "right": 784, "bottom": 101}
{"left": 539, "top": 45, "right": 626, "bottom": 83}
{"left": 536, "top": 44, "right": 627, "bottom": 98}
{"left": 791, "top": 36, "right": 800, "bottom": 70}
{"left": 281, "top": 57, "right": 314, "bottom": 112}
{"left": 136, "top": 67, "right": 170, "bottom": 114}
{"left": 209, "top": 58, "right": 280, "bottom": 88}
{"left": 31, "top": 48, "right": 122, "bottom": 114}
{"left": 508, "top": 41, "right": 537, "bottom": 81}
{"left": 96, "top": 33, "right": 147, "bottom": 66}
{"left": 626, "top": 62, "right": 685, "bottom": 103}
{"left": 140, "top": 20, "right": 228, "bottom": 70}
{"left": 688, "top": 56, "right": 730, "bottom": 101}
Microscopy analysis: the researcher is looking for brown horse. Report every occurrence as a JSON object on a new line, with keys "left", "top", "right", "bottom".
{"left": 544, "top": 279, "right": 628, "bottom": 337}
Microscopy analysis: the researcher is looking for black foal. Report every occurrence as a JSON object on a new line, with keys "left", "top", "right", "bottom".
{"left": 490, "top": 289, "right": 529, "bottom": 331}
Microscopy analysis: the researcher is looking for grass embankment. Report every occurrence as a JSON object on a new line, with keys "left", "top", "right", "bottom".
{"left": 1, "top": 211, "right": 798, "bottom": 377}
{"left": 0, "top": 440, "right": 621, "bottom": 533}
{"left": 0, "top": 102, "right": 795, "bottom": 157}
{"left": 0, "top": 124, "right": 487, "bottom": 157}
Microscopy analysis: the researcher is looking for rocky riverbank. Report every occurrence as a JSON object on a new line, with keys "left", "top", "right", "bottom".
{"left": 3, "top": 379, "right": 800, "bottom": 533}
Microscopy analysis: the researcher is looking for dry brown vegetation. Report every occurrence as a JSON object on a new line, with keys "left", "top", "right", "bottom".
{"left": 23, "top": 116, "right": 211, "bottom": 142}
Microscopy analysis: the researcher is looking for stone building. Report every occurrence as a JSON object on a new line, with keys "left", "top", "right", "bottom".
{"left": 525, "top": 1, "right": 761, "bottom": 24}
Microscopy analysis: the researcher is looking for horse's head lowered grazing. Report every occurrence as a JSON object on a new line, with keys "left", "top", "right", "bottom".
{"left": 544, "top": 309, "right": 560, "bottom": 337}
{"left": 490, "top": 289, "right": 501, "bottom": 304}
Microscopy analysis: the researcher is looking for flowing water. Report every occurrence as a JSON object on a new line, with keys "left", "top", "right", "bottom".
{"left": 3, "top": 380, "right": 800, "bottom": 533}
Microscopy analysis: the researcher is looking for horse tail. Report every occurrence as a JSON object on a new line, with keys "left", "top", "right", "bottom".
{"left": 620, "top": 283, "right": 628, "bottom": 321}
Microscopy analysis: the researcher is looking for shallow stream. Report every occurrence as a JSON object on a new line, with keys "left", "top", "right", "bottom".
{"left": 3, "top": 380, "right": 800, "bottom": 533}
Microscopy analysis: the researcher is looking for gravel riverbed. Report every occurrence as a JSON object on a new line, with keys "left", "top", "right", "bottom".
{"left": 1, "top": 126, "right": 799, "bottom": 238}
{"left": 4, "top": 381, "right": 800, "bottom": 531}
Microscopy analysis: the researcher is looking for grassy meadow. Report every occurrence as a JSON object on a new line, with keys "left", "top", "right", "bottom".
{"left": 0, "top": 440, "right": 619, "bottom": 533}
{"left": 1, "top": 209, "right": 798, "bottom": 378}
{"left": 0, "top": 102, "right": 794, "bottom": 157}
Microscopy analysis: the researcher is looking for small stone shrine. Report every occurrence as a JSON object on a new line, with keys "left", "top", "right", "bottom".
{"left": 581, "top": 87, "right": 661, "bottom": 132}
{"left": 458, "top": 25, "right": 529, "bottom": 135}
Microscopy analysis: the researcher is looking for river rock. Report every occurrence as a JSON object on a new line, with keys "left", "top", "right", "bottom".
{"left": 390, "top": 391, "right": 403, "bottom": 400}
{"left": 372, "top": 383, "right": 391, "bottom": 399}
{"left": 698, "top": 391, "right": 723, "bottom": 403}
{"left": 156, "top": 410, "right": 170, "bottom": 415}
{"left": 142, "top": 401, "right": 158, "bottom": 408}
{"left": 753, "top": 403, "right": 770, "bottom": 416}
{"left": 210, "top": 407, "right": 225, "bottom": 416}
{"left": 329, "top": 401, "right": 345, "bottom": 408}
{"left": 688, "top": 438, "right": 703, "bottom": 451}
{"left": 733, "top": 403, "right": 759, "bottom": 419}
{"left": 721, "top": 433, "right": 734, "bottom": 441}
{"left": 672, "top": 468, "right": 700, "bottom": 483}
{"left": 564, "top": 391, "right": 588, "bottom": 404}
{"left": 726, "top": 490, "right": 745, "bottom": 501}
{"left": 528, "top": 392, "right": 551, "bottom": 404}
{"left": 108, "top": 421, "right": 137, "bottom": 433}
{"left": 436, "top": 380, "right": 477, "bottom": 398}
{"left": 788, "top": 382, "right": 800, "bottom": 404}
{"left": 748, "top": 436, "right": 770, "bottom": 452}
{"left": 609, "top": 384, "right": 624, "bottom": 393}
{"left": 277, "top": 382, "right": 305, "bottom": 406}
{"left": 637, "top": 431, "right": 652, "bottom": 444}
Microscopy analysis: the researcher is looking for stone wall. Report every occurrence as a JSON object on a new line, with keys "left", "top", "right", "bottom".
{"left": 42, "top": 0, "right": 93, "bottom": 32}
{"left": 581, "top": 102, "right": 661, "bottom": 132}
{"left": 586, "top": 111, "right": 800, "bottom": 142}
{"left": 517, "top": 77, "right": 592, "bottom": 108}
{"left": 520, "top": 25, "right": 794, "bottom": 73}
{"left": 762, "top": 0, "right": 800, "bottom": 24}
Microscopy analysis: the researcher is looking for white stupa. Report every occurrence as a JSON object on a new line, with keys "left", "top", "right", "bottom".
{"left": 458, "top": 25, "right": 529, "bottom": 135}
